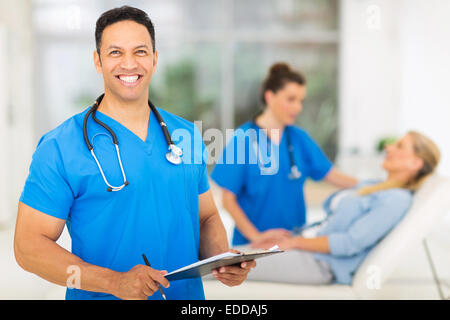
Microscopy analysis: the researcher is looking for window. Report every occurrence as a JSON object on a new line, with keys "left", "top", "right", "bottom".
{"left": 32, "top": 0, "right": 339, "bottom": 159}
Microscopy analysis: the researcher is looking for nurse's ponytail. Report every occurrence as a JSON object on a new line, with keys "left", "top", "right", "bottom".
{"left": 253, "top": 62, "right": 306, "bottom": 120}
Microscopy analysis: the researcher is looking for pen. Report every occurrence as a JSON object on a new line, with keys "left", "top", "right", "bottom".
{"left": 142, "top": 253, "right": 167, "bottom": 300}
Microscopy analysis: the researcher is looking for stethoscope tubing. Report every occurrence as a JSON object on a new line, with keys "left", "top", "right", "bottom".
{"left": 83, "top": 93, "right": 181, "bottom": 192}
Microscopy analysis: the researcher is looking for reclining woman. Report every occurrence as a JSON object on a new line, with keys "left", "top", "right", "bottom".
{"left": 221, "top": 131, "right": 440, "bottom": 285}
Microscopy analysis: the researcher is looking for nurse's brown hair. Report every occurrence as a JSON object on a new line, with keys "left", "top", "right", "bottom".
{"left": 260, "top": 62, "right": 306, "bottom": 105}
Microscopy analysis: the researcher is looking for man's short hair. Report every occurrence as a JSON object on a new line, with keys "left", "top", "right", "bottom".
{"left": 95, "top": 6, "right": 155, "bottom": 54}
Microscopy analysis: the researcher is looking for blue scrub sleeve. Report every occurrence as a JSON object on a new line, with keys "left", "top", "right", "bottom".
{"left": 210, "top": 134, "right": 246, "bottom": 196}
{"left": 302, "top": 131, "right": 333, "bottom": 181}
{"left": 327, "top": 190, "right": 412, "bottom": 257}
{"left": 19, "top": 138, "right": 74, "bottom": 220}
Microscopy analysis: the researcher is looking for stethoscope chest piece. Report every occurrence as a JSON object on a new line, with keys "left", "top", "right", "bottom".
{"left": 166, "top": 144, "right": 183, "bottom": 165}
{"left": 288, "top": 165, "right": 302, "bottom": 180}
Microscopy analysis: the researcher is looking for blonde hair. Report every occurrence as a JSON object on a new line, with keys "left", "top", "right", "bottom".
{"left": 358, "top": 131, "right": 441, "bottom": 196}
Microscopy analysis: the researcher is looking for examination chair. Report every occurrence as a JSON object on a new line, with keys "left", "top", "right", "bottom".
{"left": 203, "top": 174, "right": 450, "bottom": 299}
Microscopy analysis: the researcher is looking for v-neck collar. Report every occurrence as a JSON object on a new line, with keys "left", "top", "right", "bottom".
{"left": 94, "top": 108, "right": 154, "bottom": 155}
{"left": 251, "top": 121, "right": 286, "bottom": 147}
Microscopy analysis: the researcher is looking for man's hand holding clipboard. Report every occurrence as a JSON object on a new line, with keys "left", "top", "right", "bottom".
{"left": 210, "top": 248, "right": 257, "bottom": 287}
{"left": 164, "top": 246, "right": 283, "bottom": 287}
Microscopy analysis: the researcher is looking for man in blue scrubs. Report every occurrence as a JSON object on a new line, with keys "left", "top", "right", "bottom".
{"left": 14, "top": 6, "right": 255, "bottom": 300}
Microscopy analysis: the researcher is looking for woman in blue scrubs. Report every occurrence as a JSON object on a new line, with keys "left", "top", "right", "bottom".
{"left": 211, "top": 63, "right": 358, "bottom": 246}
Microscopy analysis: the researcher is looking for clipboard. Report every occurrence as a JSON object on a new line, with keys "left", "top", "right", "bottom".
{"left": 164, "top": 246, "right": 284, "bottom": 281}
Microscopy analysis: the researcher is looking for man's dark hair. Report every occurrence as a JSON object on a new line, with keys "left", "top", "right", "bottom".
{"left": 95, "top": 6, "right": 155, "bottom": 55}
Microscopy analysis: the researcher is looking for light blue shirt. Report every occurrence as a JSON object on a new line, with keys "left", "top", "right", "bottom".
{"left": 211, "top": 122, "right": 332, "bottom": 245}
{"left": 20, "top": 106, "right": 209, "bottom": 300}
{"left": 314, "top": 180, "right": 413, "bottom": 284}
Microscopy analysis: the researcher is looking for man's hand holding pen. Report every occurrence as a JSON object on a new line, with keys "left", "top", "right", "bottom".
{"left": 110, "top": 264, "right": 170, "bottom": 300}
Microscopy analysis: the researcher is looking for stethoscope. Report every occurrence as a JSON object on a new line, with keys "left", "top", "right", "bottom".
{"left": 285, "top": 126, "right": 302, "bottom": 180}
{"left": 251, "top": 121, "right": 301, "bottom": 180}
{"left": 82, "top": 93, "right": 183, "bottom": 192}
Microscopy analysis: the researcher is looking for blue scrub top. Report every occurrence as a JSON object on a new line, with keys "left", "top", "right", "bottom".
{"left": 211, "top": 121, "right": 332, "bottom": 245}
{"left": 20, "top": 106, "right": 209, "bottom": 300}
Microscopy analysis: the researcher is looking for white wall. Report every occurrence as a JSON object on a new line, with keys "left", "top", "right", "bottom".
{"left": 339, "top": 0, "right": 450, "bottom": 176}
{"left": 0, "top": 0, "right": 34, "bottom": 225}
{"left": 0, "top": 25, "right": 9, "bottom": 224}
{"left": 397, "top": 0, "right": 450, "bottom": 175}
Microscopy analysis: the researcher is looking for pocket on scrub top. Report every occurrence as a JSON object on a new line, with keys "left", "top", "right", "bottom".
{"left": 182, "top": 162, "right": 199, "bottom": 213}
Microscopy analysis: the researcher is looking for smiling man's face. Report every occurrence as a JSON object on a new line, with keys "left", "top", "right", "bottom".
{"left": 94, "top": 20, "right": 157, "bottom": 102}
